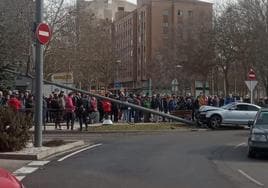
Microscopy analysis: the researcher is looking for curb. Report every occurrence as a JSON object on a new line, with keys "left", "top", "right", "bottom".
{"left": 42, "top": 128, "right": 193, "bottom": 134}
{"left": 0, "top": 140, "right": 85, "bottom": 160}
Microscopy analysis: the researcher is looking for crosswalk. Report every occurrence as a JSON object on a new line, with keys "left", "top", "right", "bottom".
{"left": 13, "top": 160, "right": 50, "bottom": 181}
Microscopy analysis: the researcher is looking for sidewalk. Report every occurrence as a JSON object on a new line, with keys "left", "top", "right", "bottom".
{"left": 0, "top": 159, "right": 30, "bottom": 172}
{"left": 32, "top": 122, "right": 103, "bottom": 131}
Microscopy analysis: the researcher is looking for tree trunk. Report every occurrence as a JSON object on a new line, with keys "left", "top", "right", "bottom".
{"left": 265, "top": 76, "right": 268, "bottom": 97}
{"left": 224, "top": 70, "right": 229, "bottom": 97}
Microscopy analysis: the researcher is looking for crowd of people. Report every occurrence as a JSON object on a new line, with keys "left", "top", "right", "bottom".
{"left": 1, "top": 89, "right": 268, "bottom": 131}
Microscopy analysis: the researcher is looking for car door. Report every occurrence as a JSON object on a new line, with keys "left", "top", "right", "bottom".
{"left": 223, "top": 104, "right": 247, "bottom": 124}
{"left": 246, "top": 105, "right": 259, "bottom": 121}
{"left": 222, "top": 104, "right": 240, "bottom": 124}
{"left": 235, "top": 104, "right": 254, "bottom": 124}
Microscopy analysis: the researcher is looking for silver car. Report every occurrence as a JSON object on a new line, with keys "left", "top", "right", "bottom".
{"left": 197, "top": 102, "right": 261, "bottom": 129}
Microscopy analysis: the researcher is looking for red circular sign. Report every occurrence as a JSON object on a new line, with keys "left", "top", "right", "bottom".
{"left": 36, "top": 23, "right": 51, "bottom": 45}
{"left": 248, "top": 68, "right": 256, "bottom": 80}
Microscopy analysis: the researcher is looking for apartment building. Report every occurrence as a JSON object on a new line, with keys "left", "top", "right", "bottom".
{"left": 114, "top": 0, "right": 213, "bottom": 91}
{"left": 78, "top": 0, "right": 136, "bottom": 20}
{"left": 114, "top": 8, "right": 138, "bottom": 88}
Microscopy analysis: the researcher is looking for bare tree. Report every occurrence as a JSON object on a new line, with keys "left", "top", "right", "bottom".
{"left": 237, "top": 0, "right": 268, "bottom": 96}
{"left": 0, "top": 0, "right": 34, "bottom": 89}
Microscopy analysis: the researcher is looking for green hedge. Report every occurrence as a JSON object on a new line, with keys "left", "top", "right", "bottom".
{"left": 0, "top": 107, "right": 33, "bottom": 152}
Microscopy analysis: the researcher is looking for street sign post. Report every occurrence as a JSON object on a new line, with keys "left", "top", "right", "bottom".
{"left": 171, "top": 79, "right": 178, "bottom": 93}
{"left": 36, "top": 23, "right": 51, "bottom": 45}
{"left": 245, "top": 68, "right": 257, "bottom": 104}
{"left": 34, "top": 1, "right": 51, "bottom": 147}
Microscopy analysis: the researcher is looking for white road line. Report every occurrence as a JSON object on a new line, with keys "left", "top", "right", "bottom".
{"left": 238, "top": 169, "right": 264, "bottom": 187}
{"left": 57, "top": 143, "right": 103, "bottom": 162}
{"left": 13, "top": 167, "right": 39, "bottom": 175}
{"left": 234, "top": 142, "right": 246, "bottom": 149}
{"left": 27, "top": 161, "right": 50, "bottom": 166}
{"left": 15, "top": 176, "right": 25, "bottom": 181}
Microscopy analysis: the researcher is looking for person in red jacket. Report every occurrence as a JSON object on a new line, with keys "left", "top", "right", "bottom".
{"left": 8, "top": 95, "right": 21, "bottom": 112}
{"left": 102, "top": 99, "right": 111, "bottom": 120}
{"left": 65, "top": 93, "right": 75, "bottom": 130}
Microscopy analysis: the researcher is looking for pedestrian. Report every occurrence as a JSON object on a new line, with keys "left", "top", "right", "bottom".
{"left": 65, "top": 92, "right": 75, "bottom": 130}
{"left": 120, "top": 96, "right": 129, "bottom": 122}
{"left": 111, "top": 95, "right": 119, "bottom": 122}
{"left": 8, "top": 94, "right": 21, "bottom": 112}
{"left": 25, "top": 94, "right": 34, "bottom": 117}
{"left": 90, "top": 97, "right": 99, "bottom": 124}
{"left": 212, "top": 96, "right": 219, "bottom": 107}
{"left": 134, "top": 94, "right": 141, "bottom": 123}
{"left": 192, "top": 98, "right": 200, "bottom": 121}
{"left": 142, "top": 94, "right": 151, "bottom": 122}
{"left": 151, "top": 94, "right": 161, "bottom": 122}
{"left": 162, "top": 96, "right": 169, "bottom": 122}
{"left": 51, "top": 94, "right": 62, "bottom": 130}
{"left": 102, "top": 99, "right": 112, "bottom": 121}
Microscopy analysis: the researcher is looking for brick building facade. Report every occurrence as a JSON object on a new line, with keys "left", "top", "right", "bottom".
{"left": 113, "top": 0, "right": 213, "bottom": 92}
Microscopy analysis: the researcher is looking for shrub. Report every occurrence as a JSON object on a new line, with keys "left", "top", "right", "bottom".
{"left": 0, "top": 107, "right": 33, "bottom": 152}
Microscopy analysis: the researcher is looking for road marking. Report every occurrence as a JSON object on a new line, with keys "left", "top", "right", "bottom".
{"left": 58, "top": 143, "right": 103, "bottom": 162}
{"left": 13, "top": 160, "right": 51, "bottom": 182}
{"left": 238, "top": 169, "right": 264, "bottom": 187}
{"left": 13, "top": 167, "right": 39, "bottom": 174}
{"left": 15, "top": 176, "right": 25, "bottom": 181}
{"left": 234, "top": 142, "right": 246, "bottom": 149}
{"left": 27, "top": 161, "right": 50, "bottom": 166}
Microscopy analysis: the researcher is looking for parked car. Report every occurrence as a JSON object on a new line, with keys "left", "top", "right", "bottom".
{"left": 0, "top": 168, "right": 24, "bottom": 188}
{"left": 197, "top": 102, "right": 261, "bottom": 129}
{"left": 248, "top": 108, "right": 268, "bottom": 158}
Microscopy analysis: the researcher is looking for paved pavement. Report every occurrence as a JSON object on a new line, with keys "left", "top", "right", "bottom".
{"left": 0, "top": 159, "right": 30, "bottom": 172}
{"left": 21, "top": 129, "right": 268, "bottom": 188}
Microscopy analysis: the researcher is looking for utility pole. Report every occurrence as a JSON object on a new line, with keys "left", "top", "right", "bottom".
{"left": 34, "top": 0, "right": 44, "bottom": 147}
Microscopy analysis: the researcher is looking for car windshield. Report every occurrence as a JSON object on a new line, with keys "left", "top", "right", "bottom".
{"left": 221, "top": 103, "right": 235, "bottom": 110}
{"left": 255, "top": 111, "right": 268, "bottom": 128}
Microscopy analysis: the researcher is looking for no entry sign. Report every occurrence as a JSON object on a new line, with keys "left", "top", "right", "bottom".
{"left": 248, "top": 68, "right": 256, "bottom": 80}
{"left": 36, "top": 23, "right": 51, "bottom": 45}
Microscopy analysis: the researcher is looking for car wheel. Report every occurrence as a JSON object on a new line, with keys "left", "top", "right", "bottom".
{"left": 247, "top": 146, "right": 256, "bottom": 158}
{"left": 209, "top": 115, "right": 222, "bottom": 129}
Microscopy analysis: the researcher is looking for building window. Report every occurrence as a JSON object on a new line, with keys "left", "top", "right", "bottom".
{"left": 163, "top": 10, "right": 169, "bottom": 16}
{"left": 188, "top": 10, "right": 193, "bottom": 17}
{"left": 163, "top": 27, "right": 168, "bottom": 34}
{"left": 178, "top": 10, "right": 183, "bottom": 16}
{"left": 162, "top": 23, "right": 169, "bottom": 27}
{"left": 163, "top": 15, "right": 168, "bottom": 23}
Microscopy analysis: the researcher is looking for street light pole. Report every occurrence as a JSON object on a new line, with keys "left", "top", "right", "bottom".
{"left": 34, "top": 0, "right": 44, "bottom": 147}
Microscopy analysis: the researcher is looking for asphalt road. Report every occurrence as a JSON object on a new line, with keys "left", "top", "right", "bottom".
{"left": 23, "top": 130, "right": 268, "bottom": 188}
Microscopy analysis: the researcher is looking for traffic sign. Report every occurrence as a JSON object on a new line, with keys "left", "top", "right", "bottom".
{"left": 114, "top": 81, "right": 121, "bottom": 90}
{"left": 248, "top": 68, "right": 256, "bottom": 80}
{"left": 245, "top": 80, "right": 258, "bottom": 104}
{"left": 245, "top": 81, "right": 258, "bottom": 91}
{"left": 36, "top": 23, "right": 51, "bottom": 45}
